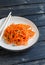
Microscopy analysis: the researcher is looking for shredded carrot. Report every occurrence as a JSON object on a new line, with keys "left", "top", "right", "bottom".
{"left": 3, "top": 23, "right": 35, "bottom": 46}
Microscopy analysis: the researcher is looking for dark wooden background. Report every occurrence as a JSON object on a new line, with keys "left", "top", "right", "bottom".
{"left": 0, "top": 0, "right": 45, "bottom": 65}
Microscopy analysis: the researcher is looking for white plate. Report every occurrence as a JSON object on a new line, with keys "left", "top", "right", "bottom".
{"left": 0, "top": 16, "right": 39, "bottom": 51}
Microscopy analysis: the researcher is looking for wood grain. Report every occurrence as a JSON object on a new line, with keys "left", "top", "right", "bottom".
{"left": 24, "top": 14, "right": 45, "bottom": 27}
{"left": 0, "top": 0, "right": 45, "bottom": 7}
{"left": 11, "top": 4, "right": 45, "bottom": 15}
{"left": 0, "top": 4, "right": 45, "bottom": 18}
{"left": 16, "top": 59, "right": 45, "bottom": 65}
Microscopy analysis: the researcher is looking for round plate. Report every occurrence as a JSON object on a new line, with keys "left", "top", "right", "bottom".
{"left": 0, "top": 16, "right": 39, "bottom": 51}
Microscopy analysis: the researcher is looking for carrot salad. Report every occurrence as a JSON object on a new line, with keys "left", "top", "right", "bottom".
{"left": 3, "top": 23, "right": 35, "bottom": 46}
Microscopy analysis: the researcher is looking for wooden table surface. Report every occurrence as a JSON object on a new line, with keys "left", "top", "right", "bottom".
{"left": 0, "top": 0, "right": 45, "bottom": 65}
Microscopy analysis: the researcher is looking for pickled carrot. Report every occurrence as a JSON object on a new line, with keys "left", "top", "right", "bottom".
{"left": 3, "top": 23, "right": 35, "bottom": 46}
